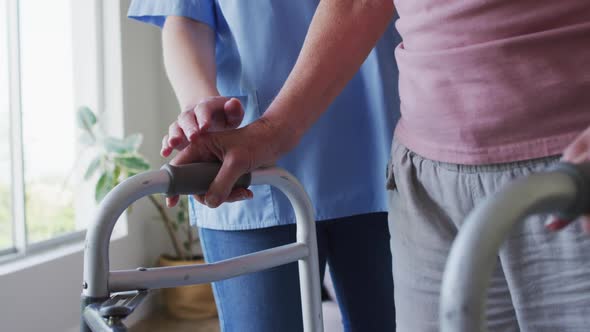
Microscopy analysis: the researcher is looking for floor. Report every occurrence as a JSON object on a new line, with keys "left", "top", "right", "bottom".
{"left": 129, "top": 311, "right": 220, "bottom": 332}
{"left": 129, "top": 269, "right": 344, "bottom": 332}
{"left": 129, "top": 301, "right": 343, "bottom": 332}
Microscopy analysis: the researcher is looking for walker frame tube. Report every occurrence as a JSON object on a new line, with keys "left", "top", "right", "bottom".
{"left": 440, "top": 164, "right": 590, "bottom": 332}
{"left": 108, "top": 242, "right": 309, "bottom": 292}
{"left": 81, "top": 165, "right": 323, "bottom": 332}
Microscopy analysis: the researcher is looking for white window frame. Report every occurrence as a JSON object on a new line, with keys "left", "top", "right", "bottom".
{"left": 1, "top": 0, "right": 126, "bottom": 265}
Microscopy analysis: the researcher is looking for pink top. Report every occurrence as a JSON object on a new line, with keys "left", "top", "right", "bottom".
{"left": 393, "top": 0, "right": 590, "bottom": 164}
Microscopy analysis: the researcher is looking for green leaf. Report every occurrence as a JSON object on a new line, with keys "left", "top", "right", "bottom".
{"left": 183, "top": 241, "right": 190, "bottom": 251}
{"left": 76, "top": 106, "right": 97, "bottom": 132}
{"left": 172, "top": 223, "right": 179, "bottom": 231}
{"left": 114, "top": 155, "right": 150, "bottom": 171}
{"left": 103, "top": 137, "right": 132, "bottom": 154}
{"left": 79, "top": 132, "right": 96, "bottom": 146}
{"left": 113, "top": 165, "right": 122, "bottom": 183}
{"left": 95, "top": 171, "right": 115, "bottom": 203}
{"left": 124, "top": 133, "right": 143, "bottom": 152}
{"left": 84, "top": 156, "right": 101, "bottom": 180}
{"left": 177, "top": 210, "right": 186, "bottom": 224}
{"left": 103, "top": 134, "right": 144, "bottom": 154}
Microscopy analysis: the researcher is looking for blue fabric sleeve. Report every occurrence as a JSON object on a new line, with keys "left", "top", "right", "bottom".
{"left": 127, "top": 0, "right": 216, "bottom": 31}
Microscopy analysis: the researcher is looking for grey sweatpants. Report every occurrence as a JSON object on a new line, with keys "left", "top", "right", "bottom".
{"left": 387, "top": 142, "right": 590, "bottom": 332}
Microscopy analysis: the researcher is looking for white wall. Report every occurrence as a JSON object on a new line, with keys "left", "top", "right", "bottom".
{"left": 0, "top": 1, "right": 178, "bottom": 331}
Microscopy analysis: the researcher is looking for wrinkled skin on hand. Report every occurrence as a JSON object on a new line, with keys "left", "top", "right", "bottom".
{"left": 167, "top": 117, "right": 288, "bottom": 208}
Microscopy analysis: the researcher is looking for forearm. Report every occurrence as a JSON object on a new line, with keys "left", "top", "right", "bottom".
{"left": 263, "top": 0, "right": 395, "bottom": 151}
{"left": 162, "top": 16, "right": 218, "bottom": 111}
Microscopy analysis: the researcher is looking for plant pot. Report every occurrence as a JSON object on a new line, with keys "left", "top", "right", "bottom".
{"left": 158, "top": 255, "right": 218, "bottom": 320}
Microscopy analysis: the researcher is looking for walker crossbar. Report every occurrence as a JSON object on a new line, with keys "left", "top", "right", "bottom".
{"left": 81, "top": 163, "right": 323, "bottom": 332}
{"left": 109, "top": 242, "right": 309, "bottom": 292}
{"left": 440, "top": 163, "right": 590, "bottom": 332}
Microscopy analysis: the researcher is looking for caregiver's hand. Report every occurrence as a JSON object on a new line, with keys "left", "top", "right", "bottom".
{"left": 161, "top": 96, "right": 245, "bottom": 157}
{"left": 166, "top": 115, "right": 298, "bottom": 208}
{"left": 547, "top": 125, "right": 590, "bottom": 233}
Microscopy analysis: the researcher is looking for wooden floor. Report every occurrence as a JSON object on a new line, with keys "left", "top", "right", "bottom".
{"left": 130, "top": 269, "right": 343, "bottom": 331}
{"left": 129, "top": 301, "right": 343, "bottom": 332}
{"left": 130, "top": 311, "right": 220, "bottom": 332}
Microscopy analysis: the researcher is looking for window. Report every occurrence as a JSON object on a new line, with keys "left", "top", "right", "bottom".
{"left": 1, "top": 0, "right": 104, "bottom": 260}
{"left": 0, "top": 0, "right": 11, "bottom": 253}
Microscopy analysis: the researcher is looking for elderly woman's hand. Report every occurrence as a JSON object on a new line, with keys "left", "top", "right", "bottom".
{"left": 161, "top": 96, "right": 245, "bottom": 157}
{"left": 166, "top": 115, "right": 298, "bottom": 208}
{"left": 562, "top": 126, "right": 590, "bottom": 164}
{"left": 547, "top": 125, "right": 590, "bottom": 233}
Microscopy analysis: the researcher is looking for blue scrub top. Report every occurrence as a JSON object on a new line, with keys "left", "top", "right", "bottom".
{"left": 128, "top": 0, "right": 401, "bottom": 230}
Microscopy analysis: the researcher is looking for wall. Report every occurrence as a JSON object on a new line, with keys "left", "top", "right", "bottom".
{"left": 0, "top": 1, "right": 177, "bottom": 331}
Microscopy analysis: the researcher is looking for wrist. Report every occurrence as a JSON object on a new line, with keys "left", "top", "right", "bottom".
{"left": 260, "top": 106, "right": 306, "bottom": 155}
{"left": 181, "top": 89, "right": 220, "bottom": 112}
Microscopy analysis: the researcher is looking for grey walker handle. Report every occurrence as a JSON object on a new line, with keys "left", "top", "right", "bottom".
{"left": 440, "top": 162, "right": 590, "bottom": 332}
{"left": 161, "top": 163, "right": 251, "bottom": 196}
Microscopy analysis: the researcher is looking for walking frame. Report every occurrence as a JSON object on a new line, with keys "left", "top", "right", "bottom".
{"left": 80, "top": 163, "right": 324, "bottom": 332}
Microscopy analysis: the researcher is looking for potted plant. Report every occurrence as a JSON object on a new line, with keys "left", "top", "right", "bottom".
{"left": 76, "top": 106, "right": 217, "bottom": 320}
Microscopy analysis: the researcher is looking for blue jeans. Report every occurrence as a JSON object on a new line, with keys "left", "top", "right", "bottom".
{"left": 199, "top": 213, "right": 396, "bottom": 332}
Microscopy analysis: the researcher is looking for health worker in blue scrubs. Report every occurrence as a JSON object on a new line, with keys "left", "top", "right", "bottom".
{"left": 128, "top": 1, "right": 400, "bottom": 331}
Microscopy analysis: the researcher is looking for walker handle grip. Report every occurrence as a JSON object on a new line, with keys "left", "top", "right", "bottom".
{"left": 552, "top": 162, "right": 590, "bottom": 215}
{"left": 161, "top": 163, "right": 251, "bottom": 196}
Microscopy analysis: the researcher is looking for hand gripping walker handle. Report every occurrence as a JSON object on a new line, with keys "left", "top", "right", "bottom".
{"left": 549, "top": 162, "right": 590, "bottom": 217}
{"left": 161, "top": 163, "right": 252, "bottom": 196}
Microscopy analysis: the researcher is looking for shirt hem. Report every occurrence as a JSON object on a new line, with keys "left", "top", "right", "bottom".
{"left": 193, "top": 206, "right": 388, "bottom": 231}
{"left": 394, "top": 123, "right": 581, "bottom": 165}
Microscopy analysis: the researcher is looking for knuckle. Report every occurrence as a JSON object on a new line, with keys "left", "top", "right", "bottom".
{"left": 226, "top": 152, "right": 251, "bottom": 173}
{"left": 195, "top": 103, "right": 213, "bottom": 117}
{"left": 178, "top": 110, "right": 192, "bottom": 121}
{"left": 196, "top": 97, "right": 216, "bottom": 110}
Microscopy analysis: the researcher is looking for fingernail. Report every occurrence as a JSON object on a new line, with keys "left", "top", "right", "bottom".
{"left": 205, "top": 194, "right": 220, "bottom": 208}
{"left": 545, "top": 217, "right": 572, "bottom": 231}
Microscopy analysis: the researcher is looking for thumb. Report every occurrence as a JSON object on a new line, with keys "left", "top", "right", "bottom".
{"left": 204, "top": 153, "right": 250, "bottom": 208}
{"left": 223, "top": 98, "right": 245, "bottom": 129}
{"left": 169, "top": 141, "right": 217, "bottom": 166}
{"left": 169, "top": 145, "right": 196, "bottom": 166}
